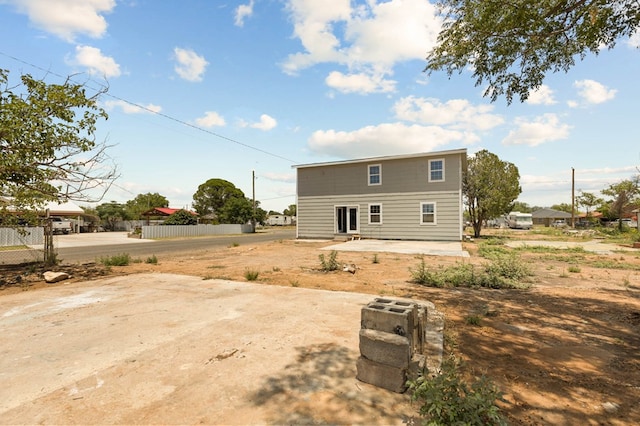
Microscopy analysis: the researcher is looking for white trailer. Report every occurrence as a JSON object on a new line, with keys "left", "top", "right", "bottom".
{"left": 507, "top": 212, "right": 533, "bottom": 230}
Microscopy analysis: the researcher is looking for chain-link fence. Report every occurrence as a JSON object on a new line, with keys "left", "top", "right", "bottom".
{"left": 0, "top": 226, "right": 48, "bottom": 266}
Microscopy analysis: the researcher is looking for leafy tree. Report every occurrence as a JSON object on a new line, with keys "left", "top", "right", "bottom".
{"left": 218, "top": 197, "right": 253, "bottom": 224}
{"left": 96, "top": 201, "right": 129, "bottom": 231}
{"left": 510, "top": 201, "right": 532, "bottom": 213}
{"left": 575, "top": 190, "right": 603, "bottom": 219}
{"left": 163, "top": 209, "right": 197, "bottom": 225}
{"left": 283, "top": 204, "right": 297, "bottom": 216}
{"left": 125, "top": 192, "right": 169, "bottom": 219}
{"left": 601, "top": 176, "right": 640, "bottom": 229}
{"left": 268, "top": 210, "right": 282, "bottom": 215}
{"left": 464, "top": 150, "right": 521, "bottom": 238}
{"left": 550, "top": 203, "right": 573, "bottom": 214}
{"left": 192, "top": 178, "right": 244, "bottom": 219}
{"left": 426, "top": 1, "right": 640, "bottom": 103}
{"left": 0, "top": 69, "right": 118, "bottom": 221}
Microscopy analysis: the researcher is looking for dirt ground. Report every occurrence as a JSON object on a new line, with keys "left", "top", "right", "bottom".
{"left": 2, "top": 230, "right": 640, "bottom": 425}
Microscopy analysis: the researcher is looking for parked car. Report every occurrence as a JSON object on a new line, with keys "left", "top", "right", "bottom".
{"left": 552, "top": 220, "right": 566, "bottom": 228}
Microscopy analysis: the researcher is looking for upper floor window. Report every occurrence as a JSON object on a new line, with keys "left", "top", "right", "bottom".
{"left": 368, "top": 164, "right": 381, "bottom": 186}
{"left": 369, "top": 204, "right": 382, "bottom": 224}
{"left": 429, "top": 159, "right": 444, "bottom": 182}
{"left": 420, "top": 202, "right": 436, "bottom": 225}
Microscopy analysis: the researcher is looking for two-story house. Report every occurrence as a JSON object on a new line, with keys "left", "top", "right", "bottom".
{"left": 293, "top": 148, "right": 467, "bottom": 241}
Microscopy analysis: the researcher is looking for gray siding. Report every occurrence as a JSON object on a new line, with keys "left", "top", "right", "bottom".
{"left": 297, "top": 191, "right": 463, "bottom": 241}
{"left": 297, "top": 152, "right": 462, "bottom": 197}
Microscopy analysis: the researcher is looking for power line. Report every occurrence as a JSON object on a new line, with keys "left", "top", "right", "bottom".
{"left": 0, "top": 51, "right": 298, "bottom": 164}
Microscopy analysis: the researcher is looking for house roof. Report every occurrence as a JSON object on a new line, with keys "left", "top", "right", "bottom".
{"left": 43, "top": 200, "right": 85, "bottom": 216}
{"left": 142, "top": 207, "right": 198, "bottom": 216}
{"left": 292, "top": 148, "right": 467, "bottom": 169}
{"left": 532, "top": 208, "right": 572, "bottom": 219}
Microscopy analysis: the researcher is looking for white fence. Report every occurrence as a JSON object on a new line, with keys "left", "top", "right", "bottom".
{"left": 0, "top": 227, "right": 44, "bottom": 246}
{"left": 141, "top": 224, "right": 253, "bottom": 239}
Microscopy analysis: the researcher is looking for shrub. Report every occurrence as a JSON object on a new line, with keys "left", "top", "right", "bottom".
{"left": 99, "top": 253, "right": 131, "bottom": 266}
{"left": 408, "top": 356, "right": 507, "bottom": 426}
{"left": 319, "top": 250, "right": 339, "bottom": 272}
{"left": 409, "top": 257, "right": 445, "bottom": 287}
{"left": 244, "top": 268, "right": 259, "bottom": 281}
{"left": 145, "top": 255, "right": 158, "bottom": 264}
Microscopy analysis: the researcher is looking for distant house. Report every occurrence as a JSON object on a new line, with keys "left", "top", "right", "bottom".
{"left": 531, "top": 208, "right": 572, "bottom": 227}
{"left": 266, "top": 215, "right": 295, "bottom": 226}
{"left": 293, "top": 149, "right": 467, "bottom": 241}
{"left": 141, "top": 207, "right": 198, "bottom": 224}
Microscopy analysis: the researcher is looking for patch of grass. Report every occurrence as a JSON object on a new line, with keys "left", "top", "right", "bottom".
{"left": 465, "top": 315, "right": 482, "bottom": 326}
{"left": 207, "top": 265, "right": 226, "bottom": 269}
{"left": 407, "top": 356, "right": 507, "bottom": 426}
{"left": 202, "top": 274, "right": 214, "bottom": 280}
{"left": 568, "top": 265, "right": 581, "bottom": 273}
{"left": 318, "top": 250, "right": 340, "bottom": 272}
{"left": 244, "top": 268, "right": 260, "bottom": 281}
{"left": 145, "top": 255, "right": 158, "bottom": 264}
{"left": 409, "top": 254, "right": 532, "bottom": 289}
{"left": 228, "top": 242, "right": 240, "bottom": 248}
{"left": 99, "top": 253, "right": 131, "bottom": 266}
{"left": 272, "top": 266, "right": 281, "bottom": 272}
{"left": 588, "top": 259, "right": 640, "bottom": 271}
{"left": 290, "top": 280, "right": 300, "bottom": 287}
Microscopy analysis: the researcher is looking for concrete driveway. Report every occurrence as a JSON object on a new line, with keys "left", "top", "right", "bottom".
{"left": 0, "top": 273, "right": 417, "bottom": 425}
{"left": 323, "top": 239, "right": 469, "bottom": 257}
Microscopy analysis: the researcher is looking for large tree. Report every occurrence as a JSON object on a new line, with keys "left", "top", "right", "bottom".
{"left": 192, "top": 178, "right": 245, "bottom": 219}
{"left": 0, "top": 69, "right": 118, "bottom": 221}
{"left": 125, "top": 192, "right": 169, "bottom": 219}
{"left": 283, "top": 204, "right": 297, "bottom": 217}
{"left": 96, "top": 201, "right": 129, "bottom": 231}
{"left": 601, "top": 176, "right": 640, "bottom": 229}
{"left": 464, "top": 150, "right": 521, "bottom": 237}
{"left": 575, "top": 190, "right": 604, "bottom": 220}
{"left": 426, "top": 1, "right": 640, "bottom": 103}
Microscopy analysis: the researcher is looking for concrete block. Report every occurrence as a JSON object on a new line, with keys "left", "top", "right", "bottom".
{"left": 361, "top": 299, "right": 415, "bottom": 339}
{"left": 359, "top": 328, "right": 410, "bottom": 369}
{"left": 407, "top": 353, "right": 426, "bottom": 383}
{"left": 356, "top": 356, "right": 407, "bottom": 393}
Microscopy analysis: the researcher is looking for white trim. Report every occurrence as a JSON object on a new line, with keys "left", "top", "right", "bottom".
{"left": 428, "top": 158, "right": 445, "bottom": 182}
{"left": 368, "top": 203, "right": 382, "bottom": 225}
{"left": 368, "top": 164, "right": 382, "bottom": 186}
{"left": 420, "top": 201, "right": 437, "bottom": 225}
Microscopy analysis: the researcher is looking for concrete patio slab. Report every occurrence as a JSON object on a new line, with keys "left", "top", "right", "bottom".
{"left": 323, "top": 239, "right": 469, "bottom": 257}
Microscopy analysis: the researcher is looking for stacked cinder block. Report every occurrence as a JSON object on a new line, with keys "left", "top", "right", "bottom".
{"left": 356, "top": 298, "right": 427, "bottom": 393}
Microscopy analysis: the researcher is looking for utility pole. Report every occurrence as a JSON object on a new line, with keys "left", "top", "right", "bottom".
{"left": 571, "top": 167, "right": 575, "bottom": 228}
{"left": 252, "top": 170, "right": 256, "bottom": 233}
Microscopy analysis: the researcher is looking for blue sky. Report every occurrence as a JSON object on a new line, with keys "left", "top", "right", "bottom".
{"left": 1, "top": 0, "right": 639, "bottom": 213}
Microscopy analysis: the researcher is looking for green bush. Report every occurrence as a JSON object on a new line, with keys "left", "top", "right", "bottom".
{"left": 408, "top": 356, "right": 507, "bottom": 426}
{"left": 99, "top": 253, "right": 131, "bottom": 266}
{"left": 409, "top": 254, "right": 532, "bottom": 289}
{"left": 145, "top": 255, "right": 158, "bottom": 264}
{"left": 244, "top": 268, "right": 260, "bottom": 281}
{"left": 319, "top": 250, "right": 340, "bottom": 272}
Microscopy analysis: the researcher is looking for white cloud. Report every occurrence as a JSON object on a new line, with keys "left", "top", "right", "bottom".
{"left": 325, "top": 71, "right": 396, "bottom": 94}
{"left": 282, "top": 0, "right": 441, "bottom": 94}
{"left": 3, "top": 0, "right": 115, "bottom": 41}
{"left": 574, "top": 79, "right": 617, "bottom": 104}
{"left": 240, "top": 114, "right": 278, "bottom": 131}
{"left": 308, "top": 122, "right": 473, "bottom": 158}
{"left": 502, "top": 113, "right": 572, "bottom": 147}
{"left": 393, "top": 96, "right": 504, "bottom": 131}
{"left": 69, "top": 45, "right": 120, "bottom": 78}
{"left": 234, "top": 0, "right": 254, "bottom": 27}
{"left": 104, "top": 100, "right": 161, "bottom": 114}
{"left": 195, "top": 111, "right": 226, "bottom": 128}
{"left": 173, "top": 47, "right": 208, "bottom": 82}
{"left": 526, "top": 85, "right": 556, "bottom": 105}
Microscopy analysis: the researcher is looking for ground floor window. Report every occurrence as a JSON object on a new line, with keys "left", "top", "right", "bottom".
{"left": 420, "top": 202, "right": 436, "bottom": 225}
{"left": 369, "top": 204, "right": 382, "bottom": 224}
